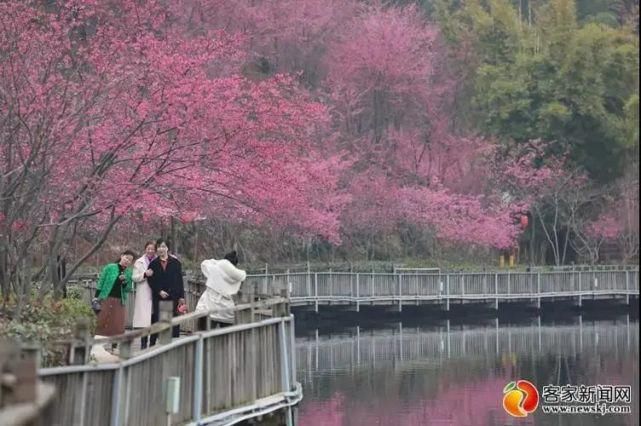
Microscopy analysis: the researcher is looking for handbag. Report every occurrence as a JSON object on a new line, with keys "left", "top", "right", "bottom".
{"left": 91, "top": 297, "right": 102, "bottom": 314}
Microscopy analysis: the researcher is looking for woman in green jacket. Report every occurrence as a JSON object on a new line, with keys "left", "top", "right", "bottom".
{"left": 93, "top": 250, "right": 136, "bottom": 337}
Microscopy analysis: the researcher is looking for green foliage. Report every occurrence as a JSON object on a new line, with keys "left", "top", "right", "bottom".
{"left": 0, "top": 295, "right": 95, "bottom": 367}
{"left": 576, "top": 0, "right": 637, "bottom": 27}
{"left": 435, "top": 0, "right": 639, "bottom": 182}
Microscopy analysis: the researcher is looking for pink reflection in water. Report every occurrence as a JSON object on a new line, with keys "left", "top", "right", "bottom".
{"left": 297, "top": 358, "right": 637, "bottom": 426}
{"left": 297, "top": 376, "right": 517, "bottom": 426}
{"left": 297, "top": 392, "right": 346, "bottom": 426}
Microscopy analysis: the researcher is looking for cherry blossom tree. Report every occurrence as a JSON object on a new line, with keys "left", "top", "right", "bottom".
{"left": 0, "top": 1, "right": 343, "bottom": 304}
{"left": 574, "top": 212, "right": 622, "bottom": 264}
{"left": 3, "top": 0, "right": 624, "bottom": 305}
{"left": 325, "top": 5, "right": 532, "bottom": 252}
{"left": 497, "top": 140, "right": 589, "bottom": 265}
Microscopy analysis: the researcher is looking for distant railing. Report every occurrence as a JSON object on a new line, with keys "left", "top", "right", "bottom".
{"left": 241, "top": 268, "right": 640, "bottom": 311}
{"left": 67, "top": 267, "right": 640, "bottom": 316}
{"left": 530, "top": 264, "right": 640, "bottom": 272}
{"left": 243, "top": 262, "right": 639, "bottom": 274}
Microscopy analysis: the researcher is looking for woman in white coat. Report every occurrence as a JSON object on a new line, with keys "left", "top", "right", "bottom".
{"left": 132, "top": 241, "right": 156, "bottom": 348}
{"left": 195, "top": 251, "right": 246, "bottom": 326}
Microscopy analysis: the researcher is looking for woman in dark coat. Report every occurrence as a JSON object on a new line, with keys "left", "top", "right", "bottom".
{"left": 146, "top": 239, "right": 185, "bottom": 346}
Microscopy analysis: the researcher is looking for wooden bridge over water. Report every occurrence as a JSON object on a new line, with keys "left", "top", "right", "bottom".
{"left": 244, "top": 268, "right": 640, "bottom": 312}
{"left": 22, "top": 283, "right": 301, "bottom": 426}
{"left": 67, "top": 268, "right": 640, "bottom": 328}
{"left": 31, "top": 267, "right": 635, "bottom": 425}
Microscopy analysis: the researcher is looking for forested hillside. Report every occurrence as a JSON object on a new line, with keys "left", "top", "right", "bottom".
{"left": 0, "top": 0, "right": 637, "bottom": 299}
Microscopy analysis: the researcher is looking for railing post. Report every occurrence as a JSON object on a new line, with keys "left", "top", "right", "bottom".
{"left": 445, "top": 275, "right": 450, "bottom": 312}
{"left": 569, "top": 270, "right": 574, "bottom": 293}
{"left": 289, "top": 315, "right": 297, "bottom": 387}
{"left": 495, "top": 273, "right": 499, "bottom": 310}
{"left": 192, "top": 336, "right": 204, "bottom": 422}
{"left": 356, "top": 273, "right": 360, "bottom": 312}
{"left": 110, "top": 366, "right": 124, "bottom": 426}
{"left": 119, "top": 339, "right": 133, "bottom": 361}
{"left": 279, "top": 319, "right": 292, "bottom": 393}
{"left": 158, "top": 301, "right": 174, "bottom": 345}
{"left": 13, "top": 343, "right": 38, "bottom": 403}
{"left": 370, "top": 269, "right": 374, "bottom": 300}
{"left": 536, "top": 272, "right": 541, "bottom": 309}
{"left": 398, "top": 273, "right": 402, "bottom": 312}
{"left": 578, "top": 272, "right": 583, "bottom": 307}
{"left": 248, "top": 285, "right": 256, "bottom": 322}
{"left": 263, "top": 273, "right": 268, "bottom": 296}
{"left": 350, "top": 270, "right": 354, "bottom": 299}
{"left": 507, "top": 271, "right": 511, "bottom": 298}
{"left": 281, "top": 288, "right": 291, "bottom": 316}
{"left": 70, "top": 318, "right": 91, "bottom": 365}
{"left": 314, "top": 273, "right": 318, "bottom": 313}
{"left": 625, "top": 270, "right": 630, "bottom": 305}
{"left": 286, "top": 269, "right": 290, "bottom": 296}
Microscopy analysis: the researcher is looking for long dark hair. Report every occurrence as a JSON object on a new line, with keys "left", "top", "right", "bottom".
{"left": 224, "top": 251, "right": 239, "bottom": 266}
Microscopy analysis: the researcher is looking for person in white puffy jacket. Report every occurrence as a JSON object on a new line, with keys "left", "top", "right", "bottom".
{"left": 195, "top": 251, "right": 246, "bottom": 326}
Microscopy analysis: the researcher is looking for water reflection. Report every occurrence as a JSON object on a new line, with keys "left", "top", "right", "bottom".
{"left": 294, "top": 316, "right": 639, "bottom": 426}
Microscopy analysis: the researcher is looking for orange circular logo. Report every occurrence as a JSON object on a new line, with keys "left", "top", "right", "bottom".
{"left": 502, "top": 380, "right": 539, "bottom": 417}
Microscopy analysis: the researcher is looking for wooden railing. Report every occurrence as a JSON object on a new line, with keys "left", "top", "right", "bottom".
{"left": 65, "top": 274, "right": 274, "bottom": 330}
{"left": 241, "top": 268, "right": 640, "bottom": 311}
{"left": 530, "top": 264, "right": 639, "bottom": 272}
{"left": 35, "top": 283, "right": 300, "bottom": 426}
{"left": 0, "top": 343, "right": 56, "bottom": 426}
{"left": 66, "top": 269, "right": 639, "bottom": 317}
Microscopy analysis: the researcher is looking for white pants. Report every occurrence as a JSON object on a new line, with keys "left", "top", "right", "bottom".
{"left": 195, "top": 288, "right": 235, "bottom": 323}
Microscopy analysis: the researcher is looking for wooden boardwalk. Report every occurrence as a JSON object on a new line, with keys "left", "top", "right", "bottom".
{"left": 67, "top": 267, "right": 640, "bottom": 321}
{"left": 37, "top": 291, "right": 300, "bottom": 426}
{"left": 243, "top": 268, "right": 640, "bottom": 311}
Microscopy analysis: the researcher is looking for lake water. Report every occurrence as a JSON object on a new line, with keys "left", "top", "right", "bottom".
{"left": 292, "top": 314, "right": 639, "bottom": 426}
